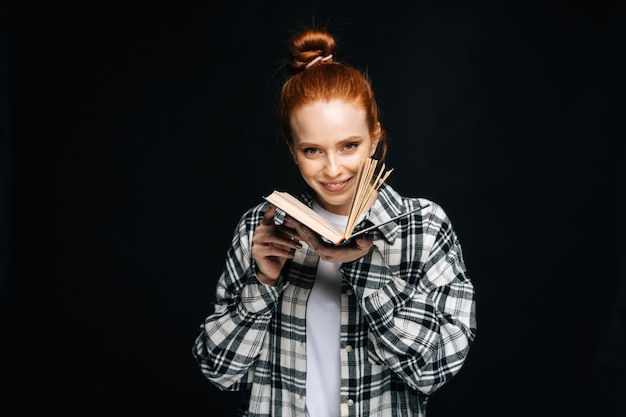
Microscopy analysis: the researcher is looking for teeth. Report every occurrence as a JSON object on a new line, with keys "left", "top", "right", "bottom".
{"left": 325, "top": 181, "right": 346, "bottom": 189}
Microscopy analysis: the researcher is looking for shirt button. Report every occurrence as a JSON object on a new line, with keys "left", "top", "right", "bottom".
{"left": 346, "top": 289, "right": 354, "bottom": 296}
{"left": 345, "top": 345, "right": 353, "bottom": 352}
{"left": 346, "top": 399, "right": 354, "bottom": 407}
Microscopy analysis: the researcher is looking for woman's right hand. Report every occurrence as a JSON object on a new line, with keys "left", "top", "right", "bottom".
{"left": 251, "top": 205, "right": 302, "bottom": 285}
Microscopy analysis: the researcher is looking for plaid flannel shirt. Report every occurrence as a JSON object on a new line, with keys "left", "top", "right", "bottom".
{"left": 193, "top": 184, "right": 477, "bottom": 416}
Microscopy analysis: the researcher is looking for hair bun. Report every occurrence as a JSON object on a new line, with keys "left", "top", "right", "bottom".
{"left": 286, "top": 29, "right": 337, "bottom": 74}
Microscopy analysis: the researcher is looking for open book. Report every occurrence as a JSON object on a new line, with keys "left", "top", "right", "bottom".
{"left": 263, "top": 158, "right": 430, "bottom": 245}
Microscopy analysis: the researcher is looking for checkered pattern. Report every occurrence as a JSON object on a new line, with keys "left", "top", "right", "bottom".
{"left": 193, "top": 184, "right": 477, "bottom": 416}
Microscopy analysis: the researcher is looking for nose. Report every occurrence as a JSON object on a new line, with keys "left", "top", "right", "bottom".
{"left": 324, "top": 155, "right": 342, "bottom": 178}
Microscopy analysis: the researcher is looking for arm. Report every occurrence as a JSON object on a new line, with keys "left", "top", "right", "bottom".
{"left": 341, "top": 203, "right": 477, "bottom": 395}
{"left": 191, "top": 205, "right": 289, "bottom": 391}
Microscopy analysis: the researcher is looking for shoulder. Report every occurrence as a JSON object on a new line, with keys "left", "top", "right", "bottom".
{"left": 234, "top": 200, "right": 270, "bottom": 233}
{"left": 379, "top": 184, "right": 454, "bottom": 228}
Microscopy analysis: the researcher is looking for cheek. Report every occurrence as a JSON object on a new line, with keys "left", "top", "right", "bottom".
{"left": 295, "top": 159, "right": 324, "bottom": 183}
{"left": 296, "top": 159, "right": 315, "bottom": 177}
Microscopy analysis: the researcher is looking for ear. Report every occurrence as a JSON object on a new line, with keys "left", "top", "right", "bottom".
{"left": 370, "top": 123, "right": 382, "bottom": 156}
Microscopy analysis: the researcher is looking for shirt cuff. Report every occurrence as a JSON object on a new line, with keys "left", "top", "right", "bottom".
{"left": 239, "top": 274, "right": 286, "bottom": 315}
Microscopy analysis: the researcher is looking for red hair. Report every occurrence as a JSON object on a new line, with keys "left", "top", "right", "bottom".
{"left": 277, "top": 29, "right": 388, "bottom": 161}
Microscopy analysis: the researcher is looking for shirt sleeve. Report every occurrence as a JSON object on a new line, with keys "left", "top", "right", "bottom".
{"left": 341, "top": 202, "right": 477, "bottom": 395}
{"left": 192, "top": 205, "right": 286, "bottom": 391}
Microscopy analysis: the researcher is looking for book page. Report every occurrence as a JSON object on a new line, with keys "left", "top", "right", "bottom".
{"left": 264, "top": 158, "right": 395, "bottom": 245}
{"left": 263, "top": 191, "right": 346, "bottom": 244}
{"left": 345, "top": 159, "right": 393, "bottom": 237}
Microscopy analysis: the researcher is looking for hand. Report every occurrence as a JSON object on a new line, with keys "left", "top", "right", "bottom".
{"left": 251, "top": 205, "right": 302, "bottom": 285}
{"left": 293, "top": 223, "right": 373, "bottom": 264}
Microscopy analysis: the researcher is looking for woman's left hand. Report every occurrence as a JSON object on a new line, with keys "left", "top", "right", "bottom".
{"left": 293, "top": 223, "right": 373, "bottom": 263}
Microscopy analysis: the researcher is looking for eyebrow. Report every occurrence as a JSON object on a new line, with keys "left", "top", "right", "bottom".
{"left": 296, "top": 136, "right": 364, "bottom": 148}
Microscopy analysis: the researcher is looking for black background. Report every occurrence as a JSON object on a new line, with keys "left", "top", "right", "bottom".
{"left": 2, "top": 1, "right": 625, "bottom": 416}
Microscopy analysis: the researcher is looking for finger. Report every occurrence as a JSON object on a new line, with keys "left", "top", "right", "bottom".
{"left": 282, "top": 216, "right": 302, "bottom": 229}
{"left": 294, "top": 223, "right": 325, "bottom": 252}
{"left": 260, "top": 204, "right": 277, "bottom": 225}
{"left": 271, "top": 236, "right": 302, "bottom": 253}
{"left": 259, "top": 242, "right": 295, "bottom": 259}
{"left": 354, "top": 235, "right": 373, "bottom": 251}
{"left": 293, "top": 223, "right": 312, "bottom": 245}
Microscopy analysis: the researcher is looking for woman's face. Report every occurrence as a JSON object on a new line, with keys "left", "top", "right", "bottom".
{"left": 289, "top": 99, "right": 380, "bottom": 215}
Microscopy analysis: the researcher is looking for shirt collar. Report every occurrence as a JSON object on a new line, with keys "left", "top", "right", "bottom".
{"left": 358, "top": 183, "right": 405, "bottom": 244}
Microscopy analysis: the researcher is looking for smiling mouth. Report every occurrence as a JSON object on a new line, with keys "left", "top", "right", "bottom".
{"left": 322, "top": 180, "right": 349, "bottom": 190}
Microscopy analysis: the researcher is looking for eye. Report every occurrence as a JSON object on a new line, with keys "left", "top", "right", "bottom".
{"left": 343, "top": 142, "right": 359, "bottom": 151}
{"left": 303, "top": 147, "right": 320, "bottom": 155}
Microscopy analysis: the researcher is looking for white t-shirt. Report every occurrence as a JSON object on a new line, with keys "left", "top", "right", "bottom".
{"left": 305, "top": 202, "right": 347, "bottom": 417}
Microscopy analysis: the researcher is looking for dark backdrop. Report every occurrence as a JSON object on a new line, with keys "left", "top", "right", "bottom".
{"left": 2, "top": 1, "right": 624, "bottom": 416}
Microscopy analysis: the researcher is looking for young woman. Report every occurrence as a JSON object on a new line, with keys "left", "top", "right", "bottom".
{"left": 193, "top": 27, "right": 477, "bottom": 417}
